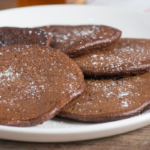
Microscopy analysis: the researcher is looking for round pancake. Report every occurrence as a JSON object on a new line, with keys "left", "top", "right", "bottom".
{"left": 0, "top": 45, "right": 85, "bottom": 127}
{"left": 74, "top": 38, "right": 150, "bottom": 76}
{"left": 59, "top": 73, "right": 150, "bottom": 122}
{"left": 0, "top": 27, "right": 50, "bottom": 47}
{"left": 74, "top": 38, "right": 150, "bottom": 77}
{"left": 40, "top": 25, "right": 122, "bottom": 57}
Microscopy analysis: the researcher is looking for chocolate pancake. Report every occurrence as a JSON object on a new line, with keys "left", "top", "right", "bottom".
{"left": 59, "top": 72, "right": 150, "bottom": 122}
{"left": 0, "top": 27, "right": 50, "bottom": 47}
{"left": 40, "top": 25, "right": 122, "bottom": 57}
{"left": 0, "top": 45, "right": 85, "bottom": 127}
{"left": 74, "top": 38, "right": 150, "bottom": 77}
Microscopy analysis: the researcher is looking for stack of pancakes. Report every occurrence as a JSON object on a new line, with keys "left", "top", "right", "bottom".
{"left": 0, "top": 25, "right": 150, "bottom": 126}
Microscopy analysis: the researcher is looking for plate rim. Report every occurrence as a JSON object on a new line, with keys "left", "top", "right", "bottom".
{"left": 0, "top": 4, "right": 150, "bottom": 142}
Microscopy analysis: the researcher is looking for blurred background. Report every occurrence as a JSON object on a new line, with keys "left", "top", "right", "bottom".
{"left": 0, "top": 0, "right": 86, "bottom": 10}
{"left": 0, "top": 0, "right": 16, "bottom": 10}
{"left": 0, "top": 0, "right": 150, "bottom": 13}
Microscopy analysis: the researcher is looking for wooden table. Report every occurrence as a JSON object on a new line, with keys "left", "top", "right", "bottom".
{"left": 0, "top": 0, "right": 150, "bottom": 149}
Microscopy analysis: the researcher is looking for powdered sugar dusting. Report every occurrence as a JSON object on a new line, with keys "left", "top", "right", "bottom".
{"left": 62, "top": 72, "right": 150, "bottom": 119}
{"left": 122, "top": 101, "right": 129, "bottom": 107}
{"left": 0, "top": 45, "right": 84, "bottom": 123}
{"left": 47, "top": 25, "right": 119, "bottom": 52}
{"left": 0, "top": 27, "right": 49, "bottom": 47}
{"left": 0, "top": 66, "right": 20, "bottom": 83}
{"left": 74, "top": 38, "right": 150, "bottom": 75}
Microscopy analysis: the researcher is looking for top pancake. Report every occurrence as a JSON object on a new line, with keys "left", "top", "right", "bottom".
{"left": 0, "top": 45, "right": 85, "bottom": 127}
{"left": 74, "top": 38, "right": 150, "bottom": 77}
{"left": 59, "top": 72, "right": 150, "bottom": 122}
{"left": 0, "top": 27, "right": 51, "bottom": 47}
{"left": 40, "top": 25, "right": 122, "bottom": 57}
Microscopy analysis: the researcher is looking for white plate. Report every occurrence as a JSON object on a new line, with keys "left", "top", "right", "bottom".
{"left": 0, "top": 5, "right": 150, "bottom": 142}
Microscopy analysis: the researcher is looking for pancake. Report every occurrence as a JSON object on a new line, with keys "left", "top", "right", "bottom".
{"left": 0, "top": 27, "right": 50, "bottom": 47}
{"left": 58, "top": 73, "right": 150, "bottom": 122}
{"left": 0, "top": 45, "right": 85, "bottom": 127}
{"left": 40, "top": 25, "right": 121, "bottom": 57}
{"left": 73, "top": 38, "right": 150, "bottom": 77}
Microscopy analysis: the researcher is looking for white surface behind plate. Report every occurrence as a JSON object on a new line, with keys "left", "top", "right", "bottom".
{"left": 0, "top": 5, "right": 150, "bottom": 142}
{"left": 87, "top": 0, "right": 150, "bottom": 13}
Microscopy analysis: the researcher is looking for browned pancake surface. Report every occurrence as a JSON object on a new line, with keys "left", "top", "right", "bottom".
{"left": 0, "top": 45, "right": 85, "bottom": 126}
{"left": 0, "top": 27, "right": 50, "bottom": 47}
{"left": 40, "top": 25, "right": 121, "bottom": 57}
{"left": 74, "top": 38, "right": 150, "bottom": 76}
{"left": 59, "top": 73, "right": 150, "bottom": 122}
